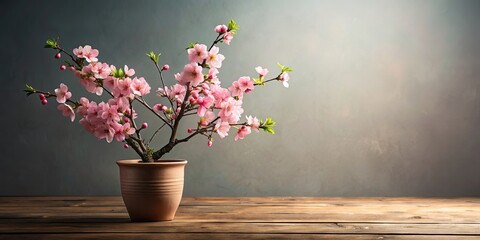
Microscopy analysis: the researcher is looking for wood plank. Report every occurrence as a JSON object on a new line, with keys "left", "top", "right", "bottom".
{"left": 0, "top": 222, "right": 479, "bottom": 235}
{"left": 0, "top": 205, "right": 478, "bottom": 223}
{"left": 0, "top": 233, "right": 478, "bottom": 240}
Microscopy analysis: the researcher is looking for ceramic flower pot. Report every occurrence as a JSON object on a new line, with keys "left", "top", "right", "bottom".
{"left": 117, "top": 159, "right": 187, "bottom": 222}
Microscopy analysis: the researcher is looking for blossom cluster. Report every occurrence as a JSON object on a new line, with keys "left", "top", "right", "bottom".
{"left": 26, "top": 20, "right": 291, "bottom": 159}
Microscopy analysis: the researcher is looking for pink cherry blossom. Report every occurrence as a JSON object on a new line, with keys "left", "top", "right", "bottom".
{"left": 176, "top": 62, "right": 203, "bottom": 87}
{"left": 207, "top": 68, "right": 220, "bottom": 85}
{"left": 124, "top": 65, "right": 135, "bottom": 77}
{"left": 169, "top": 84, "right": 187, "bottom": 102}
{"left": 112, "top": 97, "right": 131, "bottom": 113}
{"left": 215, "top": 121, "right": 231, "bottom": 138}
{"left": 228, "top": 81, "right": 243, "bottom": 98}
{"left": 94, "top": 124, "right": 115, "bottom": 143}
{"left": 246, "top": 115, "right": 260, "bottom": 132}
{"left": 196, "top": 96, "right": 213, "bottom": 117}
{"left": 210, "top": 85, "right": 230, "bottom": 107}
{"left": 91, "top": 62, "right": 111, "bottom": 79}
{"left": 187, "top": 44, "right": 208, "bottom": 63}
{"left": 57, "top": 103, "right": 75, "bottom": 122}
{"left": 203, "top": 111, "right": 216, "bottom": 124}
{"left": 279, "top": 72, "right": 290, "bottom": 88}
{"left": 206, "top": 46, "right": 225, "bottom": 68}
{"left": 103, "top": 76, "right": 118, "bottom": 90}
{"left": 122, "top": 122, "right": 136, "bottom": 135}
{"left": 114, "top": 78, "right": 133, "bottom": 98}
{"left": 237, "top": 76, "right": 254, "bottom": 93}
{"left": 100, "top": 104, "right": 120, "bottom": 122}
{"left": 131, "top": 77, "right": 151, "bottom": 96}
{"left": 214, "top": 25, "right": 228, "bottom": 34}
{"left": 234, "top": 125, "right": 251, "bottom": 141}
{"left": 54, "top": 83, "right": 72, "bottom": 103}
{"left": 219, "top": 97, "right": 243, "bottom": 124}
{"left": 111, "top": 122, "right": 125, "bottom": 142}
{"left": 223, "top": 32, "right": 233, "bottom": 45}
{"left": 76, "top": 97, "right": 90, "bottom": 116}
{"left": 73, "top": 45, "right": 99, "bottom": 62}
{"left": 255, "top": 66, "right": 269, "bottom": 77}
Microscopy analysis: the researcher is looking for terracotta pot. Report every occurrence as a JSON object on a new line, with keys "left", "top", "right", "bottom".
{"left": 117, "top": 159, "right": 187, "bottom": 222}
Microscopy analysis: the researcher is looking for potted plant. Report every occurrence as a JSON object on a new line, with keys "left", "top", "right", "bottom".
{"left": 24, "top": 20, "right": 292, "bottom": 222}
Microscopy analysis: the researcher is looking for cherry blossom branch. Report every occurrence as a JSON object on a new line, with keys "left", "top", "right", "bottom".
{"left": 128, "top": 99, "right": 142, "bottom": 140}
{"left": 55, "top": 46, "right": 83, "bottom": 68}
{"left": 133, "top": 96, "right": 173, "bottom": 129}
{"left": 208, "top": 33, "right": 223, "bottom": 51}
{"left": 125, "top": 137, "right": 144, "bottom": 158}
{"left": 169, "top": 83, "right": 191, "bottom": 143}
{"left": 26, "top": 88, "right": 78, "bottom": 106}
{"left": 154, "top": 63, "right": 175, "bottom": 110}
{"left": 147, "top": 122, "right": 167, "bottom": 145}
{"left": 254, "top": 76, "right": 279, "bottom": 86}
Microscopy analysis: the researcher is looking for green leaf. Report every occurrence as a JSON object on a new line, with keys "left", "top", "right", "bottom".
{"left": 23, "top": 84, "right": 35, "bottom": 96}
{"left": 227, "top": 19, "right": 239, "bottom": 35}
{"left": 277, "top": 63, "right": 293, "bottom": 73}
{"left": 44, "top": 37, "right": 59, "bottom": 49}
{"left": 186, "top": 42, "right": 199, "bottom": 50}
{"left": 112, "top": 68, "right": 125, "bottom": 78}
{"left": 146, "top": 51, "right": 160, "bottom": 64}
{"left": 253, "top": 77, "right": 265, "bottom": 86}
{"left": 260, "top": 117, "right": 276, "bottom": 134}
{"left": 264, "top": 127, "right": 275, "bottom": 134}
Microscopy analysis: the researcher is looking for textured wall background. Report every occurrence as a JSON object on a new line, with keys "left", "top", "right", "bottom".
{"left": 1, "top": 0, "right": 480, "bottom": 196}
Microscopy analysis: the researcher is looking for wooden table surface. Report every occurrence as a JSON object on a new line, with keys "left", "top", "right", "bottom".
{"left": 0, "top": 197, "right": 479, "bottom": 239}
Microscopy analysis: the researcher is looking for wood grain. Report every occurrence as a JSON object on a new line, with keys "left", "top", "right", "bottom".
{"left": 0, "top": 197, "right": 479, "bottom": 239}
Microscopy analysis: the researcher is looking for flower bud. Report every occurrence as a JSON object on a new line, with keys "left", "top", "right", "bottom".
{"left": 187, "top": 128, "right": 193, "bottom": 134}
{"left": 208, "top": 140, "right": 213, "bottom": 147}
{"left": 55, "top": 53, "right": 61, "bottom": 59}
{"left": 162, "top": 64, "right": 170, "bottom": 71}
{"left": 201, "top": 83, "right": 209, "bottom": 90}
{"left": 124, "top": 143, "right": 129, "bottom": 149}
{"left": 69, "top": 66, "right": 75, "bottom": 71}
{"left": 41, "top": 99, "right": 48, "bottom": 105}
{"left": 60, "top": 65, "right": 66, "bottom": 70}
{"left": 124, "top": 117, "right": 130, "bottom": 123}
{"left": 191, "top": 91, "right": 199, "bottom": 99}
{"left": 153, "top": 104, "right": 162, "bottom": 112}
{"left": 214, "top": 25, "right": 228, "bottom": 34}
{"left": 161, "top": 106, "right": 168, "bottom": 112}
{"left": 141, "top": 122, "right": 148, "bottom": 129}
{"left": 39, "top": 94, "right": 46, "bottom": 100}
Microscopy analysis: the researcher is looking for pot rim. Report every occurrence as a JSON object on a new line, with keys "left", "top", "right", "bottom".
{"left": 117, "top": 159, "right": 187, "bottom": 166}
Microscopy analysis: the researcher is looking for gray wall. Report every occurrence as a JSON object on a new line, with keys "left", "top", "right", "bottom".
{"left": 2, "top": 0, "right": 480, "bottom": 196}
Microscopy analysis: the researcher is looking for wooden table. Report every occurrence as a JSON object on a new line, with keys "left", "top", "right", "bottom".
{"left": 0, "top": 197, "right": 479, "bottom": 239}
